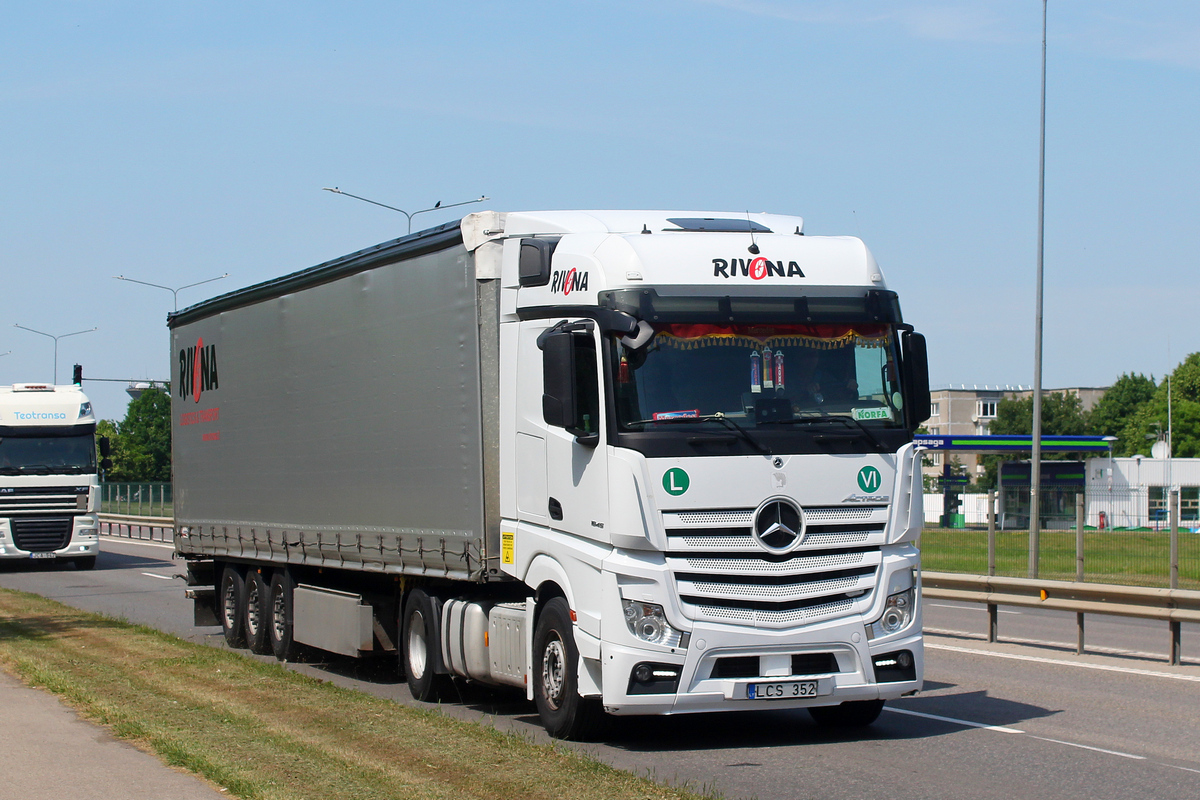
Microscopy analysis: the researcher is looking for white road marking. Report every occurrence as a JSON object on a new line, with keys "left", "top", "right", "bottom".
{"left": 140, "top": 572, "right": 174, "bottom": 581}
{"left": 1164, "top": 764, "right": 1200, "bottom": 775}
{"left": 927, "top": 642, "right": 1200, "bottom": 682}
{"left": 929, "top": 603, "right": 1021, "bottom": 614}
{"left": 1029, "top": 736, "right": 1145, "bottom": 760}
{"left": 884, "top": 706, "right": 1024, "bottom": 733}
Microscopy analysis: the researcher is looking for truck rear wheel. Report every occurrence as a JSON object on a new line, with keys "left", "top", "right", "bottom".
{"left": 219, "top": 565, "right": 247, "bottom": 648}
{"left": 402, "top": 589, "right": 452, "bottom": 702}
{"left": 533, "top": 596, "right": 605, "bottom": 740}
{"left": 807, "top": 699, "right": 885, "bottom": 728}
{"left": 267, "top": 570, "right": 306, "bottom": 662}
{"left": 244, "top": 569, "right": 273, "bottom": 655}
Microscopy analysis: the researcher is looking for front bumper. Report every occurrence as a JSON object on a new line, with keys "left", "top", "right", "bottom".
{"left": 599, "top": 614, "right": 923, "bottom": 715}
{"left": 0, "top": 515, "right": 100, "bottom": 562}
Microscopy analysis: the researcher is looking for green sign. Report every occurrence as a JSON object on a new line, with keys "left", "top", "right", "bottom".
{"left": 663, "top": 468, "right": 690, "bottom": 496}
{"left": 857, "top": 466, "right": 883, "bottom": 493}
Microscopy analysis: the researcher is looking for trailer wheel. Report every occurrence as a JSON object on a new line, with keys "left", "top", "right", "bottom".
{"left": 73, "top": 556, "right": 97, "bottom": 571}
{"left": 244, "top": 569, "right": 273, "bottom": 655}
{"left": 533, "top": 596, "right": 605, "bottom": 740}
{"left": 807, "top": 699, "right": 885, "bottom": 729}
{"left": 219, "top": 565, "right": 247, "bottom": 648}
{"left": 267, "top": 570, "right": 305, "bottom": 662}
{"left": 401, "top": 589, "right": 450, "bottom": 702}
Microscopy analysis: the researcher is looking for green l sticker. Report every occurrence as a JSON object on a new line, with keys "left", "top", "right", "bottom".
{"left": 663, "top": 468, "right": 690, "bottom": 496}
{"left": 857, "top": 466, "right": 883, "bottom": 493}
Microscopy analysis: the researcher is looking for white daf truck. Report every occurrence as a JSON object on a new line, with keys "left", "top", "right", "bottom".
{"left": 171, "top": 210, "right": 930, "bottom": 739}
{"left": 0, "top": 383, "right": 108, "bottom": 569}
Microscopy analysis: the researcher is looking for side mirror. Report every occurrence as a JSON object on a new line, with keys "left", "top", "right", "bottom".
{"left": 540, "top": 328, "right": 600, "bottom": 447}
{"left": 900, "top": 331, "right": 931, "bottom": 427}
{"left": 99, "top": 436, "right": 111, "bottom": 458}
{"left": 101, "top": 458, "right": 114, "bottom": 471}
{"left": 542, "top": 331, "right": 577, "bottom": 429}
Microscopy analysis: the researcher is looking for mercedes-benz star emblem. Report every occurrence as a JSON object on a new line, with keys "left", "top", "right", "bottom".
{"left": 752, "top": 497, "right": 805, "bottom": 553}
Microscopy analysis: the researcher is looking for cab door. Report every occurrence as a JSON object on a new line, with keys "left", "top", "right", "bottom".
{"left": 525, "top": 320, "right": 610, "bottom": 543}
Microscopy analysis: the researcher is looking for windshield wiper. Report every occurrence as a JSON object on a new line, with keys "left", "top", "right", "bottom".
{"left": 626, "top": 413, "right": 770, "bottom": 455}
{"left": 764, "top": 413, "right": 885, "bottom": 450}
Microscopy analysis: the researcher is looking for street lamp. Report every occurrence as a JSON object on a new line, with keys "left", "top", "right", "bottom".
{"left": 113, "top": 273, "right": 230, "bottom": 312}
{"left": 1029, "top": 0, "right": 1049, "bottom": 578}
{"left": 321, "top": 188, "right": 489, "bottom": 234}
{"left": 13, "top": 324, "right": 97, "bottom": 384}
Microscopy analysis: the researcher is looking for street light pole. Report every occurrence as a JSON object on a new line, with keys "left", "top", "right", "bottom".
{"left": 13, "top": 324, "right": 98, "bottom": 384}
{"left": 113, "top": 273, "right": 230, "bottom": 312}
{"left": 321, "top": 188, "right": 489, "bottom": 234}
{"left": 1029, "top": 0, "right": 1048, "bottom": 578}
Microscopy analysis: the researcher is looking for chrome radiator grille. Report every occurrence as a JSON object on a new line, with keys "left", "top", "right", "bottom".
{"left": 663, "top": 505, "right": 888, "bottom": 628}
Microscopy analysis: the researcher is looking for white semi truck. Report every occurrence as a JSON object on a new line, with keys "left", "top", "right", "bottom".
{"left": 0, "top": 383, "right": 108, "bottom": 569}
{"left": 171, "top": 210, "right": 930, "bottom": 739}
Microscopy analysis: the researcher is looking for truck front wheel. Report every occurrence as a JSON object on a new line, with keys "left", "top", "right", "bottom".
{"left": 401, "top": 589, "right": 450, "bottom": 702}
{"left": 219, "top": 565, "right": 247, "bottom": 648}
{"left": 533, "top": 596, "right": 605, "bottom": 740}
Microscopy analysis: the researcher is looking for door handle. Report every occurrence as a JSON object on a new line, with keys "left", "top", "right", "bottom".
{"left": 548, "top": 497, "right": 563, "bottom": 521}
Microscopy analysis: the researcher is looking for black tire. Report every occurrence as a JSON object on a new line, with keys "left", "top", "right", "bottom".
{"left": 267, "top": 569, "right": 307, "bottom": 662}
{"left": 73, "top": 556, "right": 97, "bottom": 571}
{"left": 401, "top": 589, "right": 451, "bottom": 702}
{"left": 244, "top": 569, "right": 273, "bottom": 655}
{"left": 219, "top": 565, "right": 247, "bottom": 648}
{"left": 533, "top": 596, "right": 605, "bottom": 740}
{"left": 807, "top": 699, "right": 885, "bottom": 729}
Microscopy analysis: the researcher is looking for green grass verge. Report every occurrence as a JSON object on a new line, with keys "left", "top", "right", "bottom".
{"left": 921, "top": 527, "right": 1200, "bottom": 589}
{"left": 0, "top": 588, "right": 716, "bottom": 800}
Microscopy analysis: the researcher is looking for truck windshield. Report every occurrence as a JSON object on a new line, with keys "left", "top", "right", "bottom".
{"left": 612, "top": 322, "right": 905, "bottom": 434}
{"left": 0, "top": 429, "right": 97, "bottom": 475}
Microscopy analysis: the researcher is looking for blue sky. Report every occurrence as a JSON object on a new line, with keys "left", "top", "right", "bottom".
{"left": 2, "top": 1, "right": 1198, "bottom": 420}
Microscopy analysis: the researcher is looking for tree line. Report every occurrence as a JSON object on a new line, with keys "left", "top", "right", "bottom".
{"left": 974, "top": 352, "right": 1200, "bottom": 489}
{"left": 97, "top": 388, "right": 171, "bottom": 482}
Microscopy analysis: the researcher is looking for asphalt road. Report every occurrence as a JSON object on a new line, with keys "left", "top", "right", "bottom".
{"left": 2, "top": 536, "right": 1199, "bottom": 800}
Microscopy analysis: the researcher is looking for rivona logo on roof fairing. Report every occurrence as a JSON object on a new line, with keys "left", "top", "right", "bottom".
{"left": 551, "top": 268, "right": 589, "bottom": 295}
{"left": 713, "top": 257, "right": 805, "bottom": 280}
{"left": 752, "top": 497, "right": 806, "bottom": 553}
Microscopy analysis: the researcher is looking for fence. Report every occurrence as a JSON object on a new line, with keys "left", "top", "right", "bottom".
{"left": 923, "top": 488, "right": 1200, "bottom": 591}
{"left": 100, "top": 482, "right": 173, "bottom": 518}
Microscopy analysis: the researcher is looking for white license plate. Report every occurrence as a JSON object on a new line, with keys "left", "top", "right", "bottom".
{"left": 746, "top": 680, "right": 820, "bottom": 700}
{"left": 29, "top": 552, "right": 57, "bottom": 560}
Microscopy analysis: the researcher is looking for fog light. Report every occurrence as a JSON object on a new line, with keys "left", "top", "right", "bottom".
{"left": 628, "top": 662, "right": 681, "bottom": 695}
{"left": 872, "top": 650, "right": 917, "bottom": 683}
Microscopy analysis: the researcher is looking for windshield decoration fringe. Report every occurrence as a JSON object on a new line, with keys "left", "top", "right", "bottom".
{"left": 653, "top": 324, "right": 891, "bottom": 351}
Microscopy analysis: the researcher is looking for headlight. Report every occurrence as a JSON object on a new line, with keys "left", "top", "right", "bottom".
{"left": 622, "top": 600, "right": 687, "bottom": 648}
{"left": 868, "top": 587, "right": 915, "bottom": 639}
{"left": 77, "top": 528, "right": 99, "bottom": 539}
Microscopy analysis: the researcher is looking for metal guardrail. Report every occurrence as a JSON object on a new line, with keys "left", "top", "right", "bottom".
{"left": 99, "top": 513, "right": 174, "bottom": 544}
{"left": 923, "top": 570, "right": 1200, "bottom": 665}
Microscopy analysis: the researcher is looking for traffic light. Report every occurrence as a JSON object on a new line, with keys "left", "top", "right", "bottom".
{"left": 72, "top": 364, "right": 82, "bottom": 385}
